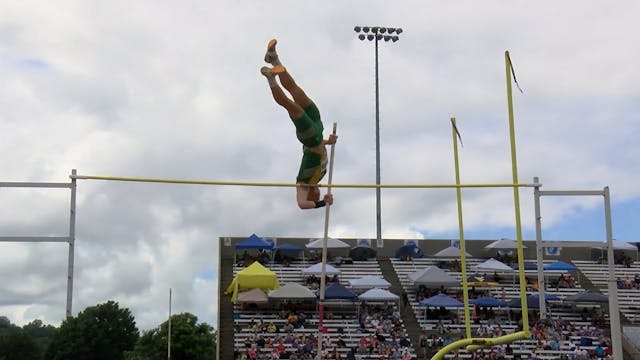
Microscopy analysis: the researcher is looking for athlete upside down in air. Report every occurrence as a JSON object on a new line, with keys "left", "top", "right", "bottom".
{"left": 261, "top": 39, "right": 338, "bottom": 210}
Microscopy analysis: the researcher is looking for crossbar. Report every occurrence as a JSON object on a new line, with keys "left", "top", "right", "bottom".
{"left": 71, "top": 174, "right": 539, "bottom": 189}
{"left": 0, "top": 236, "right": 70, "bottom": 243}
{"left": 0, "top": 182, "right": 72, "bottom": 189}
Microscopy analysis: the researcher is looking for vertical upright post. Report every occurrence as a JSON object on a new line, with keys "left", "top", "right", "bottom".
{"left": 374, "top": 35, "right": 382, "bottom": 244}
{"left": 533, "top": 177, "right": 547, "bottom": 317}
{"left": 168, "top": 288, "right": 172, "bottom": 360}
{"left": 317, "top": 123, "right": 337, "bottom": 360}
{"left": 604, "top": 187, "right": 623, "bottom": 357}
{"left": 451, "top": 118, "right": 471, "bottom": 339}
{"left": 66, "top": 169, "right": 78, "bottom": 318}
{"left": 504, "top": 51, "right": 530, "bottom": 335}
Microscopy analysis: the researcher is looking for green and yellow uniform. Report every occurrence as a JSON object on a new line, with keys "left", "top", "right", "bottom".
{"left": 293, "top": 103, "right": 327, "bottom": 184}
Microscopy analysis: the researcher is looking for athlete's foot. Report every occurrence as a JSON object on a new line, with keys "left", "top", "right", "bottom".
{"left": 260, "top": 66, "right": 274, "bottom": 78}
{"left": 264, "top": 39, "right": 281, "bottom": 65}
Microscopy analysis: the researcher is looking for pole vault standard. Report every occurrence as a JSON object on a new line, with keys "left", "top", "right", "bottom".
{"left": 533, "top": 179, "right": 623, "bottom": 358}
{"left": 0, "top": 170, "right": 77, "bottom": 318}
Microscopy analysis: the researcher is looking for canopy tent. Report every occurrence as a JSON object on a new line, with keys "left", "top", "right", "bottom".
{"left": 349, "top": 246, "right": 377, "bottom": 261}
{"left": 323, "top": 283, "right": 358, "bottom": 300}
{"left": 466, "top": 274, "right": 499, "bottom": 287}
{"left": 470, "top": 296, "right": 506, "bottom": 307}
{"left": 349, "top": 275, "right": 391, "bottom": 289}
{"left": 544, "top": 260, "right": 578, "bottom": 271}
{"left": 225, "top": 261, "right": 280, "bottom": 302}
{"left": 274, "top": 243, "right": 304, "bottom": 251}
{"left": 473, "top": 258, "right": 515, "bottom": 272}
{"left": 395, "top": 243, "right": 424, "bottom": 259}
{"left": 485, "top": 239, "right": 527, "bottom": 249}
{"left": 564, "top": 290, "right": 609, "bottom": 303}
{"left": 433, "top": 246, "right": 472, "bottom": 258}
{"left": 268, "top": 284, "right": 316, "bottom": 300}
{"left": 529, "top": 292, "right": 561, "bottom": 301}
{"left": 306, "top": 238, "right": 350, "bottom": 249}
{"left": 301, "top": 263, "right": 341, "bottom": 275}
{"left": 591, "top": 240, "right": 637, "bottom": 251}
{"left": 507, "top": 292, "right": 560, "bottom": 308}
{"left": 236, "top": 288, "right": 269, "bottom": 304}
{"left": 235, "top": 233, "right": 274, "bottom": 249}
{"left": 358, "top": 288, "right": 399, "bottom": 301}
{"left": 407, "top": 266, "right": 459, "bottom": 288}
{"left": 420, "top": 293, "right": 463, "bottom": 307}
{"left": 510, "top": 261, "right": 537, "bottom": 271}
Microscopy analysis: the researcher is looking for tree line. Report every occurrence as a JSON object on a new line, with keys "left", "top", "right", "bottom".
{"left": 0, "top": 301, "right": 216, "bottom": 360}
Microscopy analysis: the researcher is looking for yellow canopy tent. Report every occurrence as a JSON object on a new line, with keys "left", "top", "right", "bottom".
{"left": 225, "top": 261, "right": 280, "bottom": 302}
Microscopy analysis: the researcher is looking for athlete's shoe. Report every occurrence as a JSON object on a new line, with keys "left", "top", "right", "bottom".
{"left": 260, "top": 66, "right": 274, "bottom": 77}
{"left": 264, "top": 39, "right": 280, "bottom": 65}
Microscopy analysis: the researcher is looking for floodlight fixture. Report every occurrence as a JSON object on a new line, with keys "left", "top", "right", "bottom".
{"left": 392, "top": 36, "right": 399, "bottom": 42}
{"left": 358, "top": 34, "right": 366, "bottom": 41}
{"left": 396, "top": 28, "right": 403, "bottom": 34}
{"left": 363, "top": 26, "right": 370, "bottom": 33}
{"left": 367, "top": 34, "right": 374, "bottom": 41}
{"left": 379, "top": 28, "right": 387, "bottom": 34}
{"left": 354, "top": 26, "right": 361, "bottom": 33}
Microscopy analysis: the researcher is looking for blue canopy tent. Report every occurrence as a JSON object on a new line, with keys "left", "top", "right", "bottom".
{"left": 236, "top": 234, "right": 274, "bottom": 249}
{"left": 543, "top": 260, "right": 577, "bottom": 271}
{"left": 395, "top": 243, "right": 424, "bottom": 260}
{"left": 543, "top": 260, "right": 580, "bottom": 288}
{"left": 274, "top": 243, "right": 304, "bottom": 251}
{"left": 274, "top": 243, "right": 305, "bottom": 262}
{"left": 510, "top": 261, "right": 537, "bottom": 271}
{"left": 420, "top": 293, "right": 463, "bottom": 320}
{"left": 322, "top": 283, "right": 357, "bottom": 300}
{"left": 235, "top": 234, "right": 274, "bottom": 265}
{"left": 507, "top": 292, "right": 560, "bottom": 308}
{"left": 470, "top": 296, "right": 506, "bottom": 308}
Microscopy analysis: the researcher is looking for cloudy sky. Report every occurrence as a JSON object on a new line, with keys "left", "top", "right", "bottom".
{"left": 1, "top": 1, "right": 638, "bottom": 330}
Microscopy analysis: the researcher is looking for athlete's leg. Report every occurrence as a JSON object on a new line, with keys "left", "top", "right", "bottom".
{"left": 261, "top": 67, "right": 304, "bottom": 120}
{"left": 264, "top": 39, "right": 313, "bottom": 108}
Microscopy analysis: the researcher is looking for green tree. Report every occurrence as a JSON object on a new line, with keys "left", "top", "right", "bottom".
{"left": 0, "top": 316, "right": 19, "bottom": 334}
{"left": 0, "top": 330, "right": 41, "bottom": 360}
{"left": 44, "top": 301, "right": 139, "bottom": 360}
{"left": 22, "top": 319, "right": 57, "bottom": 355}
{"left": 131, "top": 313, "right": 216, "bottom": 360}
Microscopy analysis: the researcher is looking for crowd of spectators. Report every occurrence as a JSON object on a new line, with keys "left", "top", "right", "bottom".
{"left": 616, "top": 274, "right": 640, "bottom": 289}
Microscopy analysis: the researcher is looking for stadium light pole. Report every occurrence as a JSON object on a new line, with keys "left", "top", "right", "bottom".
{"left": 354, "top": 25, "right": 402, "bottom": 244}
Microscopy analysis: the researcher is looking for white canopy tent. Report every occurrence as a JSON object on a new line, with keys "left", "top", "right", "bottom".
{"left": 433, "top": 246, "right": 472, "bottom": 258}
{"left": 268, "top": 284, "right": 316, "bottom": 300}
{"left": 485, "top": 239, "right": 527, "bottom": 249}
{"left": 306, "top": 238, "right": 350, "bottom": 249}
{"left": 349, "top": 275, "right": 391, "bottom": 289}
{"left": 473, "top": 258, "right": 515, "bottom": 272}
{"left": 301, "top": 263, "right": 341, "bottom": 275}
{"left": 358, "top": 288, "right": 399, "bottom": 301}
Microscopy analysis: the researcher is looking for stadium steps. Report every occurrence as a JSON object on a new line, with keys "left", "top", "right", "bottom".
{"left": 379, "top": 258, "right": 421, "bottom": 353}
{"left": 219, "top": 258, "right": 236, "bottom": 360}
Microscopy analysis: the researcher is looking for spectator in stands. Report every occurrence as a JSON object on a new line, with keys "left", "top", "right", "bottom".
{"left": 267, "top": 321, "right": 278, "bottom": 333}
{"left": 247, "top": 346, "right": 257, "bottom": 360}
{"left": 624, "top": 275, "right": 634, "bottom": 289}
{"left": 635, "top": 273, "right": 640, "bottom": 288}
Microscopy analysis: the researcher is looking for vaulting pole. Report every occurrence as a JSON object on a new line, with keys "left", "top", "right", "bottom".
{"left": 317, "top": 123, "right": 337, "bottom": 360}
